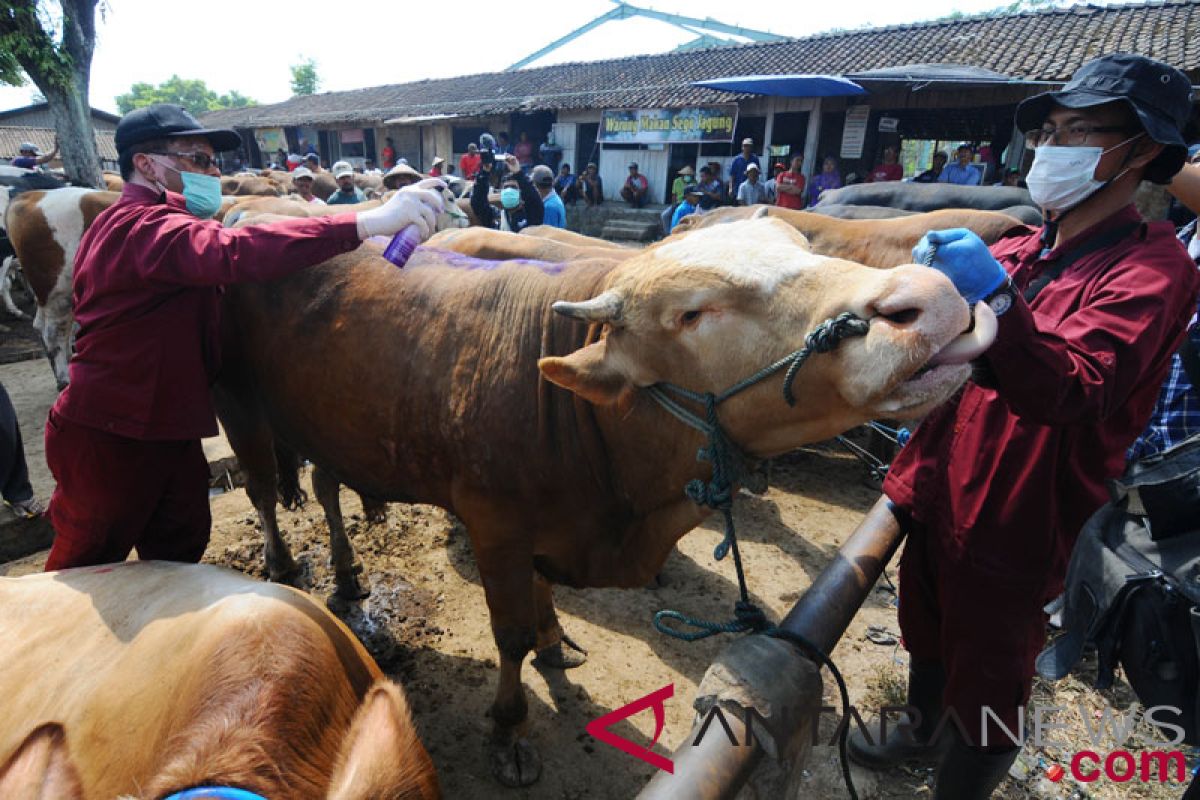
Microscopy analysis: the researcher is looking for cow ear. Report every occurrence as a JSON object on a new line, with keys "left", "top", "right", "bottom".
{"left": 327, "top": 680, "right": 439, "bottom": 800}
{"left": 0, "top": 723, "right": 84, "bottom": 800}
{"left": 539, "top": 340, "right": 634, "bottom": 406}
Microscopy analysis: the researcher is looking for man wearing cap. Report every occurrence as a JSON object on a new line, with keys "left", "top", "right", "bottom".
{"left": 728, "top": 137, "right": 760, "bottom": 198}
{"left": 327, "top": 161, "right": 367, "bottom": 205}
{"left": 669, "top": 185, "right": 703, "bottom": 233}
{"left": 620, "top": 162, "right": 649, "bottom": 208}
{"left": 531, "top": 165, "right": 565, "bottom": 228}
{"left": 471, "top": 153, "right": 543, "bottom": 233}
{"left": 846, "top": 55, "right": 1199, "bottom": 798}
{"left": 41, "top": 103, "right": 444, "bottom": 573}
{"left": 291, "top": 166, "right": 324, "bottom": 204}
{"left": 662, "top": 165, "right": 696, "bottom": 233}
{"left": 302, "top": 152, "right": 322, "bottom": 174}
{"left": 735, "top": 163, "right": 769, "bottom": 206}
{"left": 914, "top": 150, "right": 949, "bottom": 184}
{"left": 11, "top": 140, "right": 57, "bottom": 169}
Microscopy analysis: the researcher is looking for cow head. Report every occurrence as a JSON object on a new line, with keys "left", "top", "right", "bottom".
{"left": 539, "top": 216, "right": 994, "bottom": 457}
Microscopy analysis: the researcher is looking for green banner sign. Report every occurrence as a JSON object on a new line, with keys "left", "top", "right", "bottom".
{"left": 599, "top": 105, "right": 739, "bottom": 144}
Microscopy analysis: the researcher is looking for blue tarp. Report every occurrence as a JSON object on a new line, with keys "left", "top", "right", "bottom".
{"left": 693, "top": 74, "right": 867, "bottom": 98}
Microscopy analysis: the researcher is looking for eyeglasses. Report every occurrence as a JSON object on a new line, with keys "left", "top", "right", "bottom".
{"left": 150, "top": 151, "right": 218, "bottom": 170}
{"left": 1023, "top": 124, "right": 1135, "bottom": 148}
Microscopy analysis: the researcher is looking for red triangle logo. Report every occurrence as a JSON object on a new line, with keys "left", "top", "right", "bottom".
{"left": 585, "top": 683, "right": 675, "bottom": 773}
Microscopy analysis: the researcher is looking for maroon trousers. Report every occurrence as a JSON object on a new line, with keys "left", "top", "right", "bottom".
{"left": 44, "top": 409, "right": 211, "bottom": 571}
{"left": 897, "top": 520, "right": 1050, "bottom": 750}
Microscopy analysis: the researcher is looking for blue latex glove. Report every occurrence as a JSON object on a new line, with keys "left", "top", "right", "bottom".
{"left": 911, "top": 228, "right": 1007, "bottom": 304}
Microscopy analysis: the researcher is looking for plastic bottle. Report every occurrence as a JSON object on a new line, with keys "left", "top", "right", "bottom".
{"left": 382, "top": 224, "right": 421, "bottom": 268}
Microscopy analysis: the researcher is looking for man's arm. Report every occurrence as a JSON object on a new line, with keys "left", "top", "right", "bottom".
{"left": 985, "top": 253, "right": 1198, "bottom": 425}
{"left": 470, "top": 171, "right": 496, "bottom": 227}
{"left": 36, "top": 141, "right": 58, "bottom": 166}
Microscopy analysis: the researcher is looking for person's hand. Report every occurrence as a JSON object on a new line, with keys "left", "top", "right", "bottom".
{"left": 912, "top": 228, "right": 1007, "bottom": 303}
{"left": 504, "top": 154, "right": 520, "bottom": 174}
{"left": 356, "top": 178, "right": 445, "bottom": 240}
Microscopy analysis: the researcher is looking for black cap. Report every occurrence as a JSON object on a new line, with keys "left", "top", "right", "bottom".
{"left": 115, "top": 104, "right": 241, "bottom": 154}
{"left": 1015, "top": 53, "right": 1194, "bottom": 184}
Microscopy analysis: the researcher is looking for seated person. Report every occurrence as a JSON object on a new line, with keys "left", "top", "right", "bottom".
{"left": 620, "top": 162, "right": 649, "bottom": 208}
{"left": 580, "top": 162, "right": 604, "bottom": 206}
{"left": 939, "top": 145, "right": 983, "bottom": 186}
{"left": 867, "top": 146, "right": 902, "bottom": 182}
{"left": 914, "top": 151, "right": 948, "bottom": 183}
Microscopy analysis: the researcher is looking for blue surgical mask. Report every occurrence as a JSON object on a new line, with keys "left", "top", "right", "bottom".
{"left": 179, "top": 171, "right": 223, "bottom": 219}
{"left": 154, "top": 157, "right": 222, "bottom": 219}
{"left": 500, "top": 187, "right": 521, "bottom": 209}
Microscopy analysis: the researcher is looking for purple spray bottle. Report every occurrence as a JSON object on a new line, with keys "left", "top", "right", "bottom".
{"left": 382, "top": 224, "right": 422, "bottom": 268}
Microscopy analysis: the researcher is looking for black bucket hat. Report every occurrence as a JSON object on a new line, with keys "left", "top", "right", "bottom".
{"left": 115, "top": 103, "right": 241, "bottom": 155}
{"left": 1015, "top": 53, "right": 1194, "bottom": 184}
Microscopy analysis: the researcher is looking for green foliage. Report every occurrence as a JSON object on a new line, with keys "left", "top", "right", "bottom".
{"left": 0, "top": 1, "right": 76, "bottom": 90}
{"left": 115, "top": 75, "right": 256, "bottom": 116}
{"left": 289, "top": 57, "right": 319, "bottom": 96}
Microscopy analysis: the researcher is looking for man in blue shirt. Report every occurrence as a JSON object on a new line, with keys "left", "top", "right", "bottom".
{"left": 532, "top": 165, "right": 566, "bottom": 228}
{"left": 728, "top": 138, "right": 760, "bottom": 197}
{"left": 938, "top": 145, "right": 982, "bottom": 186}
{"left": 554, "top": 163, "right": 577, "bottom": 204}
{"left": 669, "top": 185, "right": 702, "bottom": 231}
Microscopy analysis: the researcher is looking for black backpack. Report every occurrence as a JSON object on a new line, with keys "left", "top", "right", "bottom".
{"left": 1037, "top": 434, "right": 1200, "bottom": 745}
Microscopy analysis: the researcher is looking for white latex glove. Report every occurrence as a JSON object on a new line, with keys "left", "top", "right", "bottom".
{"left": 356, "top": 178, "right": 446, "bottom": 240}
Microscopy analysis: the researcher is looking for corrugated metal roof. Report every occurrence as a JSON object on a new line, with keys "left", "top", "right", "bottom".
{"left": 199, "top": 1, "right": 1200, "bottom": 129}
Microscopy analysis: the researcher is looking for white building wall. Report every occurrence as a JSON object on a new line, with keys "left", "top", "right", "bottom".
{"left": 598, "top": 145, "right": 669, "bottom": 204}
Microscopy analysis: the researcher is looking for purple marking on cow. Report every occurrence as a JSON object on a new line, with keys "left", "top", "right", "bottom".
{"left": 408, "top": 246, "right": 569, "bottom": 275}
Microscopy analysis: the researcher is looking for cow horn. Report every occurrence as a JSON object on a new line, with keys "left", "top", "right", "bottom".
{"left": 552, "top": 290, "right": 624, "bottom": 323}
{"left": 751, "top": 206, "right": 770, "bottom": 219}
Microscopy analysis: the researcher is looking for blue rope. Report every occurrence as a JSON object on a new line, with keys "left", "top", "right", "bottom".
{"left": 648, "top": 313, "right": 870, "bottom": 643}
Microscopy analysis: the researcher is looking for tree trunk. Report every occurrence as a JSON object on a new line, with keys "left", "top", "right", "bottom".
{"left": 43, "top": 82, "right": 102, "bottom": 188}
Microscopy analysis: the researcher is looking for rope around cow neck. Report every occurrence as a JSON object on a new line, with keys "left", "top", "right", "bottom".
{"left": 647, "top": 311, "right": 870, "bottom": 642}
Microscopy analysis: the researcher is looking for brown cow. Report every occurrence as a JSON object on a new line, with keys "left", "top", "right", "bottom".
{"left": 670, "top": 205, "right": 1026, "bottom": 267}
{"left": 427, "top": 225, "right": 636, "bottom": 263}
{"left": 5, "top": 188, "right": 120, "bottom": 388}
{"left": 219, "top": 175, "right": 285, "bottom": 196}
{"left": 0, "top": 561, "right": 439, "bottom": 800}
{"left": 214, "top": 215, "right": 996, "bottom": 786}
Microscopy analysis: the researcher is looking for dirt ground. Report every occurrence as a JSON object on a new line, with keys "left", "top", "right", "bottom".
{"left": 0, "top": 356, "right": 1193, "bottom": 799}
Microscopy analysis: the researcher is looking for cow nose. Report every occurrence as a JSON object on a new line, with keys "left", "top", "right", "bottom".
{"left": 866, "top": 263, "right": 968, "bottom": 338}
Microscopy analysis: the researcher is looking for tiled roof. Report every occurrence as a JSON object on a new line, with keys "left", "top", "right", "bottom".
{"left": 200, "top": 0, "right": 1200, "bottom": 129}
{"left": 0, "top": 125, "right": 118, "bottom": 162}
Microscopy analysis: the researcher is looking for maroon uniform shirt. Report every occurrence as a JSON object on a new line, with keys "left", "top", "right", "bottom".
{"left": 53, "top": 182, "right": 362, "bottom": 441}
{"left": 886, "top": 204, "right": 1199, "bottom": 588}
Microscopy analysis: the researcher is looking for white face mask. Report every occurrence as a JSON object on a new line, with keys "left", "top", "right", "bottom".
{"left": 1025, "top": 135, "right": 1141, "bottom": 214}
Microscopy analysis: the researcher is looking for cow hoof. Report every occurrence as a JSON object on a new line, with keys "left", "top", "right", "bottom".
{"left": 335, "top": 571, "right": 371, "bottom": 601}
{"left": 363, "top": 502, "right": 388, "bottom": 525}
{"left": 489, "top": 737, "right": 542, "bottom": 787}
{"left": 267, "top": 556, "right": 301, "bottom": 585}
{"left": 532, "top": 635, "right": 588, "bottom": 670}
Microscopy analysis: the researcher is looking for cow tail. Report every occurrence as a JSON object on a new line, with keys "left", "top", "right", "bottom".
{"left": 274, "top": 441, "right": 308, "bottom": 510}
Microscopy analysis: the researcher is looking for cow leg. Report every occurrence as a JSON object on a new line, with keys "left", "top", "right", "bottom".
{"left": 33, "top": 297, "right": 71, "bottom": 390}
{"left": 214, "top": 392, "right": 300, "bottom": 583}
{"left": 530, "top": 574, "right": 587, "bottom": 669}
{"left": 311, "top": 465, "right": 369, "bottom": 600}
{"left": 0, "top": 257, "right": 24, "bottom": 318}
{"left": 359, "top": 493, "right": 388, "bottom": 525}
{"left": 471, "top": 536, "right": 542, "bottom": 787}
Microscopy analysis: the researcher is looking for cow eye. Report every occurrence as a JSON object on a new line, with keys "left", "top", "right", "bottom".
{"left": 680, "top": 309, "right": 703, "bottom": 326}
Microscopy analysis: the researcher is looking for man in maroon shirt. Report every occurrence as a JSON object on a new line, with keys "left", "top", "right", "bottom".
{"left": 43, "top": 104, "right": 445, "bottom": 572}
{"left": 847, "top": 55, "right": 1197, "bottom": 798}
{"left": 867, "top": 145, "right": 903, "bottom": 182}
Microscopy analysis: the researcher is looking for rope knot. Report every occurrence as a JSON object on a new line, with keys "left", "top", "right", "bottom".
{"left": 684, "top": 478, "right": 732, "bottom": 510}
{"left": 733, "top": 599, "right": 769, "bottom": 632}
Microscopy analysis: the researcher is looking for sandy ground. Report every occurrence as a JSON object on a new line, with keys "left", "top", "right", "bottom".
{"left": 0, "top": 356, "right": 1191, "bottom": 799}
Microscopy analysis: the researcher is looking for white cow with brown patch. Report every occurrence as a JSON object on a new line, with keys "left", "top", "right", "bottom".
{"left": 5, "top": 188, "right": 119, "bottom": 388}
